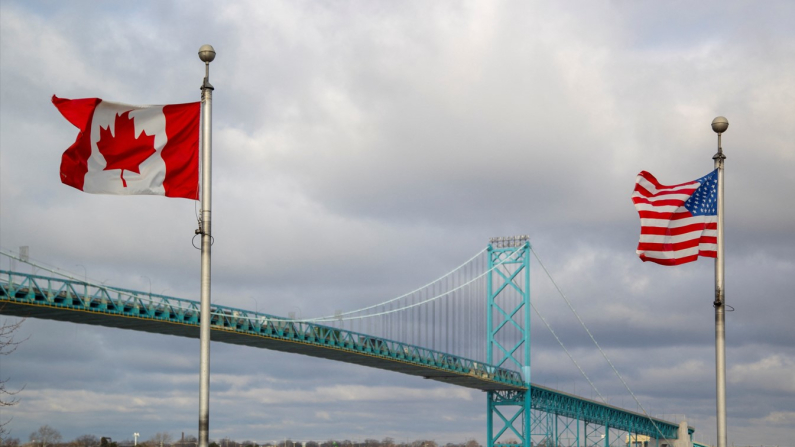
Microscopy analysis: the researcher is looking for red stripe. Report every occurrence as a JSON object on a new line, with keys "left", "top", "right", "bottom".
{"left": 637, "top": 210, "right": 694, "bottom": 220}
{"left": 637, "top": 238, "right": 701, "bottom": 252}
{"left": 633, "top": 197, "right": 688, "bottom": 207}
{"left": 636, "top": 171, "right": 699, "bottom": 191}
{"left": 655, "top": 187, "right": 696, "bottom": 195}
{"left": 633, "top": 184, "right": 697, "bottom": 198}
{"left": 639, "top": 253, "right": 699, "bottom": 265}
{"left": 699, "top": 250, "right": 717, "bottom": 258}
{"left": 640, "top": 222, "right": 710, "bottom": 236}
{"left": 162, "top": 102, "right": 200, "bottom": 200}
{"left": 637, "top": 246, "right": 715, "bottom": 265}
{"left": 637, "top": 171, "right": 665, "bottom": 189}
{"left": 53, "top": 96, "right": 102, "bottom": 191}
{"left": 633, "top": 184, "right": 654, "bottom": 198}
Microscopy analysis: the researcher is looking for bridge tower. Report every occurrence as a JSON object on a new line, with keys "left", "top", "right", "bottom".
{"left": 486, "top": 236, "right": 532, "bottom": 447}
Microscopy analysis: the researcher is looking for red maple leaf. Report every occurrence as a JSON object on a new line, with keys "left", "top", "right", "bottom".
{"left": 97, "top": 111, "right": 156, "bottom": 187}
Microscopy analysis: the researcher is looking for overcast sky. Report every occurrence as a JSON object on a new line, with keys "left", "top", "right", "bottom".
{"left": 1, "top": 1, "right": 794, "bottom": 446}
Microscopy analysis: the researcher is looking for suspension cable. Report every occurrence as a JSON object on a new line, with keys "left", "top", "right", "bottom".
{"left": 531, "top": 247, "right": 675, "bottom": 443}
{"left": 305, "top": 245, "right": 523, "bottom": 322}
{"left": 314, "top": 247, "right": 487, "bottom": 321}
{"left": 530, "top": 299, "right": 606, "bottom": 403}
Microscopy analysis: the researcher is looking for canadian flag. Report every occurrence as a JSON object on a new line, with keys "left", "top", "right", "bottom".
{"left": 53, "top": 95, "right": 200, "bottom": 200}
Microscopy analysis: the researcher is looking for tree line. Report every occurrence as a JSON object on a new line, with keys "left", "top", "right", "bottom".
{"left": 0, "top": 426, "right": 481, "bottom": 447}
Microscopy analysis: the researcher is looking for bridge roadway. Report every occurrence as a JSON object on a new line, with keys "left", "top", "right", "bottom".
{"left": 0, "top": 270, "right": 689, "bottom": 438}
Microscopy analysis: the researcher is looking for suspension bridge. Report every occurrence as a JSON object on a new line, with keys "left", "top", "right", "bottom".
{"left": 0, "top": 237, "right": 700, "bottom": 447}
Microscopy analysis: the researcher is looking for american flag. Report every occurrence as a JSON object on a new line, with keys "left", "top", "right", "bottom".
{"left": 632, "top": 170, "right": 718, "bottom": 266}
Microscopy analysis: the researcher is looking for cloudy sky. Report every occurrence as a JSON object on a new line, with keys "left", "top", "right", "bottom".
{"left": 1, "top": 1, "right": 794, "bottom": 445}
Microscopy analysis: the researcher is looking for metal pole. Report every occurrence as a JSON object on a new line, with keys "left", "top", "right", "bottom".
{"left": 711, "top": 116, "right": 729, "bottom": 447}
{"left": 197, "top": 44, "right": 216, "bottom": 447}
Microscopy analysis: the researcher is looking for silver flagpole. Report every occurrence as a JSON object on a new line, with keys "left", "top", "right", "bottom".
{"left": 197, "top": 44, "right": 216, "bottom": 447}
{"left": 711, "top": 116, "right": 729, "bottom": 447}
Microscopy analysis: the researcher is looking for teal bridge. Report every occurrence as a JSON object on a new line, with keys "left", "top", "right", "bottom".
{"left": 0, "top": 238, "right": 696, "bottom": 447}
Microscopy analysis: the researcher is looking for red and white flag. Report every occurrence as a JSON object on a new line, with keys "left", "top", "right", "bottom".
{"left": 53, "top": 95, "right": 200, "bottom": 200}
{"left": 632, "top": 170, "right": 719, "bottom": 265}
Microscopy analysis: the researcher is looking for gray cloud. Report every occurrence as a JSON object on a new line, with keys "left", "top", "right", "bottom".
{"left": 2, "top": 1, "right": 794, "bottom": 446}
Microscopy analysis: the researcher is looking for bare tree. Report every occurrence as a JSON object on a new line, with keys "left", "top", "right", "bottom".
{"left": 72, "top": 435, "right": 99, "bottom": 447}
{"left": 147, "top": 433, "right": 172, "bottom": 447}
{"left": 0, "top": 316, "right": 26, "bottom": 437}
{"left": 29, "top": 426, "right": 62, "bottom": 447}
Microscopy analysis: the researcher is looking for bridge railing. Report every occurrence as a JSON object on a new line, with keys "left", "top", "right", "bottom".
{"left": 0, "top": 270, "right": 525, "bottom": 389}
{"left": 0, "top": 269, "right": 202, "bottom": 318}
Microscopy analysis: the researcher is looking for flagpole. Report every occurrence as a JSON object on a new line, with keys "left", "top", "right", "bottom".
{"left": 197, "top": 44, "right": 216, "bottom": 447}
{"left": 711, "top": 115, "right": 729, "bottom": 447}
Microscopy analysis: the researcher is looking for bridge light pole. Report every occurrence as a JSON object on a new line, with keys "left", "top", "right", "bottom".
{"left": 141, "top": 275, "right": 152, "bottom": 298}
{"left": 76, "top": 264, "right": 88, "bottom": 305}
{"left": 75, "top": 264, "right": 87, "bottom": 283}
{"left": 250, "top": 297, "right": 259, "bottom": 314}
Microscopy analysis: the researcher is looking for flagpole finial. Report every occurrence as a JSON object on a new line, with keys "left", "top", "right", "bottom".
{"left": 711, "top": 116, "right": 729, "bottom": 134}
{"left": 198, "top": 45, "right": 216, "bottom": 63}
{"left": 199, "top": 45, "right": 215, "bottom": 91}
{"left": 712, "top": 116, "right": 728, "bottom": 159}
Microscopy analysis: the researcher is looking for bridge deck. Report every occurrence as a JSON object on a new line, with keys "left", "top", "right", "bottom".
{"left": 0, "top": 299, "right": 517, "bottom": 390}
{"left": 0, "top": 271, "right": 689, "bottom": 438}
{"left": 0, "top": 272, "right": 524, "bottom": 391}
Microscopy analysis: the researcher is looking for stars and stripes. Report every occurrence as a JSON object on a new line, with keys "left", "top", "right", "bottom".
{"left": 632, "top": 170, "right": 718, "bottom": 266}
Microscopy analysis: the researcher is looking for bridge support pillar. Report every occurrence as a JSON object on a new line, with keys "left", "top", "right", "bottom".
{"left": 487, "top": 393, "right": 493, "bottom": 447}
{"left": 523, "top": 391, "right": 531, "bottom": 447}
{"left": 486, "top": 236, "right": 531, "bottom": 447}
{"left": 487, "top": 390, "right": 531, "bottom": 447}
